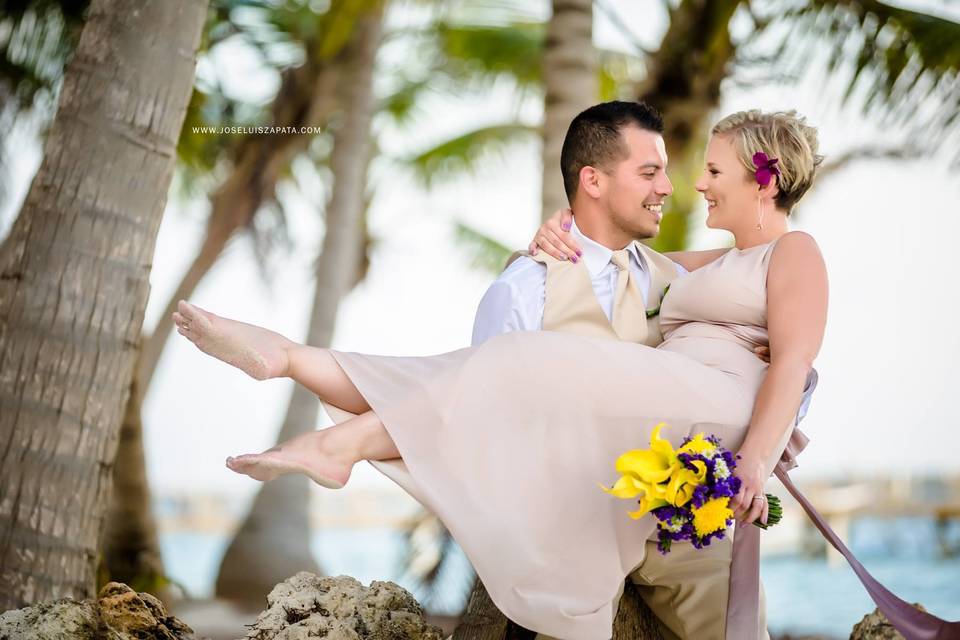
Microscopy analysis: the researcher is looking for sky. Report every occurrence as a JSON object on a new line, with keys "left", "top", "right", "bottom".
{"left": 2, "top": 0, "right": 959, "bottom": 513}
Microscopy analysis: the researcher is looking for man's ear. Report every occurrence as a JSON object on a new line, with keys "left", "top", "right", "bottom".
{"left": 579, "top": 165, "right": 603, "bottom": 199}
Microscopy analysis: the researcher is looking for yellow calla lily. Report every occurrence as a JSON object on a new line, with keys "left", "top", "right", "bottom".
{"left": 648, "top": 423, "right": 679, "bottom": 462}
{"left": 627, "top": 494, "right": 670, "bottom": 520}
{"left": 598, "top": 475, "right": 644, "bottom": 499}
{"left": 661, "top": 458, "right": 708, "bottom": 507}
{"left": 677, "top": 433, "right": 716, "bottom": 455}
{"left": 613, "top": 423, "right": 681, "bottom": 484}
{"left": 614, "top": 450, "right": 678, "bottom": 484}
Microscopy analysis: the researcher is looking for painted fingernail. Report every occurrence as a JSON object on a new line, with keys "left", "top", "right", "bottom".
{"left": 562, "top": 224, "right": 571, "bottom": 231}
{"left": 576, "top": 250, "right": 582, "bottom": 257}
{"left": 571, "top": 255, "right": 578, "bottom": 263}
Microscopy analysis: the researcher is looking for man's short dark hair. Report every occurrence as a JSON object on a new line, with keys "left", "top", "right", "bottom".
{"left": 560, "top": 101, "right": 664, "bottom": 202}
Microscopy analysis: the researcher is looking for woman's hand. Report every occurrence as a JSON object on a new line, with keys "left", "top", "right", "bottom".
{"left": 729, "top": 450, "right": 768, "bottom": 526}
{"left": 528, "top": 208, "right": 582, "bottom": 262}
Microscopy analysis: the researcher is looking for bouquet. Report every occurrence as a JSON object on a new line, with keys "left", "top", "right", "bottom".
{"left": 600, "top": 423, "right": 781, "bottom": 554}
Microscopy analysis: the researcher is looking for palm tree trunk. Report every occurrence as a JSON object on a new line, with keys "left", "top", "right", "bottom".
{"left": 0, "top": 0, "right": 206, "bottom": 610}
{"left": 97, "top": 370, "right": 167, "bottom": 598}
{"left": 638, "top": 0, "right": 743, "bottom": 252}
{"left": 214, "top": 3, "right": 384, "bottom": 604}
{"left": 540, "top": 0, "right": 596, "bottom": 221}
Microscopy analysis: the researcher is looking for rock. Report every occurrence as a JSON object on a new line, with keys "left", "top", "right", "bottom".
{"left": 850, "top": 604, "right": 928, "bottom": 640}
{"left": 0, "top": 582, "right": 198, "bottom": 640}
{"left": 242, "top": 572, "right": 444, "bottom": 640}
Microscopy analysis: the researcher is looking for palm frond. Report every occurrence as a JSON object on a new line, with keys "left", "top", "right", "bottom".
{"left": 405, "top": 123, "right": 539, "bottom": 187}
{"left": 786, "top": 0, "right": 960, "bottom": 161}
{"left": 378, "top": 76, "right": 432, "bottom": 127}
{"left": 453, "top": 222, "right": 513, "bottom": 275}
{"left": 434, "top": 20, "right": 544, "bottom": 89}
{"left": 598, "top": 48, "right": 646, "bottom": 102}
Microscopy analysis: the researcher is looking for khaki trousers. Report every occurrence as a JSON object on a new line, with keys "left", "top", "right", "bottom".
{"left": 534, "top": 537, "right": 769, "bottom": 640}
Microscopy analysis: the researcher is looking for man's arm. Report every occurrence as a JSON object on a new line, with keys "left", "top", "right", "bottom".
{"left": 471, "top": 258, "right": 545, "bottom": 346}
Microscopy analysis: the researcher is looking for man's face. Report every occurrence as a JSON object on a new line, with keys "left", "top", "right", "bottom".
{"left": 599, "top": 126, "right": 673, "bottom": 239}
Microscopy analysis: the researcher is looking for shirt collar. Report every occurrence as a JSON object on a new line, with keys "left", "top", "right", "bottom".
{"left": 570, "top": 216, "right": 646, "bottom": 278}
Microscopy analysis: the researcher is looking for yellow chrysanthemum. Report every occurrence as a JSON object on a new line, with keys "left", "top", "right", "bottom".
{"left": 677, "top": 433, "right": 716, "bottom": 455}
{"left": 692, "top": 497, "right": 734, "bottom": 537}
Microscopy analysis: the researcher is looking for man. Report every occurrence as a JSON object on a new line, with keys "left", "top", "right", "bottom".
{"left": 471, "top": 101, "right": 798, "bottom": 640}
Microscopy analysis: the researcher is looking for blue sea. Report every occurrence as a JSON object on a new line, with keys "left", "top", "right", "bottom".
{"left": 160, "top": 516, "right": 960, "bottom": 638}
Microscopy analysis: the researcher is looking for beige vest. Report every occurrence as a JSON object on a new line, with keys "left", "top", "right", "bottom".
{"left": 510, "top": 242, "right": 679, "bottom": 347}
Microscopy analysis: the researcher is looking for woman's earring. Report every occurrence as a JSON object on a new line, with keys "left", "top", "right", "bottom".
{"left": 756, "top": 196, "right": 765, "bottom": 230}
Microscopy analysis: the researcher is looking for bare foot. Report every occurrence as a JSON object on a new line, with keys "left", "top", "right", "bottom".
{"left": 225, "top": 441, "right": 351, "bottom": 490}
{"left": 173, "top": 300, "right": 294, "bottom": 380}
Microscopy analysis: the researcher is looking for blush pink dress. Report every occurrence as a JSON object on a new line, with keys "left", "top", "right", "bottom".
{"left": 322, "top": 241, "right": 793, "bottom": 640}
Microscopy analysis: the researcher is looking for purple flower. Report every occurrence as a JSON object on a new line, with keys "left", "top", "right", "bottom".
{"left": 753, "top": 151, "right": 780, "bottom": 186}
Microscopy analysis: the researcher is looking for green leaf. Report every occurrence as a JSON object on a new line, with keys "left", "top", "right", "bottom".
{"left": 785, "top": 1, "right": 960, "bottom": 161}
{"left": 404, "top": 123, "right": 539, "bottom": 187}
{"left": 434, "top": 21, "right": 545, "bottom": 88}
{"left": 453, "top": 222, "right": 513, "bottom": 275}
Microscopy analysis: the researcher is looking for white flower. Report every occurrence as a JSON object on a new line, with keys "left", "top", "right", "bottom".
{"left": 713, "top": 458, "right": 730, "bottom": 480}
{"left": 663, "top": 515, "right": 686, "bottom": 533}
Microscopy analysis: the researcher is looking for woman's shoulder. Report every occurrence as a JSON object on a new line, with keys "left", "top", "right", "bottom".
{"left": 767, "top": 231, "right": 827, "bottom": 280}
{"left": 770, "top": 231, "right": 822, "bottom": 263}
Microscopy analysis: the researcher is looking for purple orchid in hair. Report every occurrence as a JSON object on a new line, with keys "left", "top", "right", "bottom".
{"left": 752, "top": 151, "right": 780, "bottom": 186}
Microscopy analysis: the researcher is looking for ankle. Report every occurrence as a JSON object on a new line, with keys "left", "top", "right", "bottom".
{"left": 279, "top": 345, "right": 299, "bottom": 379}
{"left": 315, "top": 429, "right": 359, "bottom": 467}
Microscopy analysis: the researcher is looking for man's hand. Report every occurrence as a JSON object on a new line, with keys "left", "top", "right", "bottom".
{"left": 753, "top": 345, "right": 771, "bottom": 364}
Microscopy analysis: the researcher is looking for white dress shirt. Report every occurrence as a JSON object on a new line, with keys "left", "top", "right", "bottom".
{"left": 471, "top": 218, "right": 687, "bottom": 346}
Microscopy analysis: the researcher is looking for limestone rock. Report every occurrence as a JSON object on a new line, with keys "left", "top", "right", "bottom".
{"left": 0, "top": 582, "right": 197, "bottom": 640}
{"left": 242, "top": 572, "right": 444, "bottom": 640}
{"left": 850, "top": 604, "right": 928, "bottom": 640}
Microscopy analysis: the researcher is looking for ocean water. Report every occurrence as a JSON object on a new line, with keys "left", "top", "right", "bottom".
{"left": 160, "top": 517, "right": 960, "bottom": 639}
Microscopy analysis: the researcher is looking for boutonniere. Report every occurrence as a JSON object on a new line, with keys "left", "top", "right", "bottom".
{"left": 646, "top": 284, "right": 671, "bottom": 319}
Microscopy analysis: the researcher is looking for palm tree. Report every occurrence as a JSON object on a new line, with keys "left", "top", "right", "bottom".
{"left": 0, "top": 0, "right": 86, "bottom": 212}
{"left": 0, "top": 0, "right": 207, "bottom": 610}
{"left": 540, "top": 0, "right": 595, "bottom": 220}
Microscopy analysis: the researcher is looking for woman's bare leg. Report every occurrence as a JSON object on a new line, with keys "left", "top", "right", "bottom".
{"left": 225, "top": 410, "right": 401, "bottom": 489}
{"left": 173, "top": 300, "right": 403, "bottom": 487}
{"left": 173, "top": 300, "right": 368, "bottom": 413}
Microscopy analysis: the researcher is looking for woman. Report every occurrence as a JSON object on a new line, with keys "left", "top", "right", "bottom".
{"left": 173, "top": 110, "right": 827, "bottom": 640}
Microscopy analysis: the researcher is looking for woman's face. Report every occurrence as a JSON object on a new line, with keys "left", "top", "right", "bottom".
{"left": 695, "top": 134, "right": 758, "bottom": 232}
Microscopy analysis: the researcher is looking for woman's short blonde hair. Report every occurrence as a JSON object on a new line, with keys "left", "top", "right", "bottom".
{"left": 711, "top": 110, "right": 824, "bottom": 213}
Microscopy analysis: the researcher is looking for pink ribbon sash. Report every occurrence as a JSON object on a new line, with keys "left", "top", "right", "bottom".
{"left": 725, "top": 426, "right": 960, "bottom": 640}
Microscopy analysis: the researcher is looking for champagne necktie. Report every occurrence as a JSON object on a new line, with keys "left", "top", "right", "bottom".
{"left": 610, "top": 249, "right": 648, "bottom": 343}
